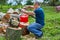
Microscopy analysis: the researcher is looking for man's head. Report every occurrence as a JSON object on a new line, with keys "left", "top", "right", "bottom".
{"left": 34, "top": 2, "right": 40, "bottom": 9}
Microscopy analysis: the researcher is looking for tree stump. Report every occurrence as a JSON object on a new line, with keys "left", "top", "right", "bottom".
{"left": 5, "top": 27, "right": 22, "bottom": 40}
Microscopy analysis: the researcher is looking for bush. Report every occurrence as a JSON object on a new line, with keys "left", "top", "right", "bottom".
{"left": 48, "top": 0, "right": 59, "bottom": 6}
{"left": 26, "top": 0, "right": 33, "bottom": 5}
{"left": 55, "top": 2, "right": 60, "bottom": 6}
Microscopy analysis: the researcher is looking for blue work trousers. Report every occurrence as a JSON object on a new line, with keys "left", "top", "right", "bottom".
{"left": 27, "top": 23, "right": 44, "bottom": 37}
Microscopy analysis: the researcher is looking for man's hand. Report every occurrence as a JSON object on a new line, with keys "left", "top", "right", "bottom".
{"left": 20, "top": 22, "right": 29, "bottom": 27}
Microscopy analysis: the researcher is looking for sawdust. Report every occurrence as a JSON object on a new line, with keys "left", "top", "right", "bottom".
{"left": 22, "top": 35, "right": 38, "bottom": 40}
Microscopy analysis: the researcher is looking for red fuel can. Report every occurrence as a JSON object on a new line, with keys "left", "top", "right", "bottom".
{"left": 18, "top": 14, "right": 28, "bottom": 28}
{"left": 20, "top": 14, "right": 28, "bottom": 23}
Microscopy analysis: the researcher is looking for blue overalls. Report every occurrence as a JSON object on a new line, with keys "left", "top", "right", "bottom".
{"left": 27, "top": 7, "right": 45, "bottom": 37}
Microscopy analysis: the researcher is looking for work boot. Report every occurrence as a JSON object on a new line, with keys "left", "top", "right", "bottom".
{"left": 35, "top": 32, "right": 43, "bottom": 39}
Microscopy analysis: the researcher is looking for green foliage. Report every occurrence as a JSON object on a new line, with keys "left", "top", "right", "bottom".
{"left": 0, "top": 5, "right": 22, "bottom": 13}
{"left": 0, "top": 0, "right": 7, "bottom": 5}
{"left": 48, "top": 0, "right": 59, "bottom": 6}
{"left": 14, "top": 0, "right": 22, "bottom": 5}
{"left": 26, "top": 0, "right": 33, "bottom": 5}
{"left": 55, "top": 2, "right": 60, "bottom": 6}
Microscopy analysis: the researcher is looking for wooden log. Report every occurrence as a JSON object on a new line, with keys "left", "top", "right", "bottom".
{"left": 22, "top": 26, "right": 30, "bottom": 36}
{"left": 0, "top": 28, "right": 3, "bottom": 33}
{"left": 19, "top": 23, "right": 30, "bottom": 36}
{"left": 5, "top": 27, "right": 22, "bottom": 40}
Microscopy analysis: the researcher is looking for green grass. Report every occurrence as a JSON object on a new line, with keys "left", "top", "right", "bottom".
{"left": 40, "top": 6, "right": 60, "bottom": 40}
{"left": 0, "top": 5, "right": 60, "bottom": 40}
{"left": 0, "top": 36, "right": 6, "bottom": 40}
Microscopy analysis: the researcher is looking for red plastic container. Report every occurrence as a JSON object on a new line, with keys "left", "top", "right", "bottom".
{"left": 20, "top": 14, "right": 28, "bottom": 23}
{"left": 18, "top": 14, "right": 28, "bottom": 28}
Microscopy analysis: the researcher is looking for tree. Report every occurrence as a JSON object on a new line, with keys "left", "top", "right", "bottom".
{"left": 48, "top": 0, "right": 59, "bottom": 6}
{"left": 26, "top": 0, "right": 33, "bottom": 5}
{"left": 0, "top": 0, "right": 7, "bottom": 9}
{"left": 0, "top": 0, "right": 7, "bottom": 5}
{"left": 14, "top": 0, "right": 22, "bottom": 5}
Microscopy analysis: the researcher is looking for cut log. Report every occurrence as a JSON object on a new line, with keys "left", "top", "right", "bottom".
{"left": 5, "top": 27, "right": 22, "bottom": 40}
{"left": 18, "top": 22, "right": 30, "bottom": 36}
{"left": 22, "top": 26, "right": 30, "bottom": 36}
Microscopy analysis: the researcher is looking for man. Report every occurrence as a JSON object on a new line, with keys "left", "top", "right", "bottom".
{"left": 21, "top": 2, "right": 45, "bottom": 39}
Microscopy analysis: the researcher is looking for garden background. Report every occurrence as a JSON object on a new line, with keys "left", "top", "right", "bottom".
{"left": 0, "top": 0, "right": 60, "bottom": 40}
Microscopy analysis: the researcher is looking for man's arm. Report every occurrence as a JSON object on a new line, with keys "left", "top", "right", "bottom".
{"left": 21, "top": 9, "right": 35, "bottom": 16}
{"left": 23, "top": 6, "right": 34, "bottom": 9}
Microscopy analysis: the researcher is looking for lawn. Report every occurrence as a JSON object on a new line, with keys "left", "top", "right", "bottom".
{"left": 0, "top": 5, "right": 60, "bottom": 40}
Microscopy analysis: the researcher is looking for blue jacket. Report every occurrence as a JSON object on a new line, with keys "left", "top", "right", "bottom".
{"left": 34, "top": 7, "right": 45, "bottom": 26}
